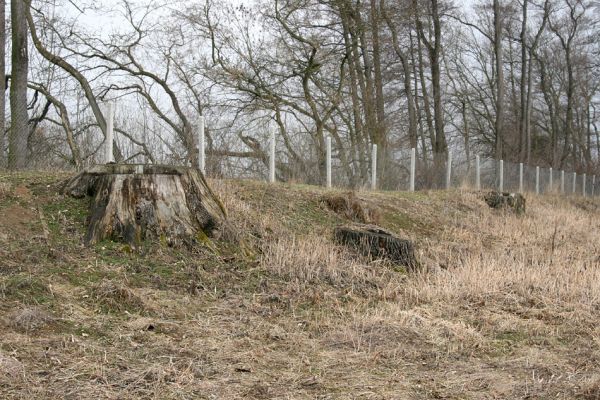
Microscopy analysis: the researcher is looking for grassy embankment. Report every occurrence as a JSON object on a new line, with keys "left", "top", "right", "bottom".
{"left": 1, "top": 171, "right": 599, "bottom": 399}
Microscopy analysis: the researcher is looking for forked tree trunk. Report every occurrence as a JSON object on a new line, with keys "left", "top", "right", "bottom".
{"left": 62, "top": 165, "right": 227, "bottom": 248}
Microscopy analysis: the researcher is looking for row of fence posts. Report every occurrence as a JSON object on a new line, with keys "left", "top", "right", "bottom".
{"left": 102, "top": 115, "right": 596, "bottom": 197}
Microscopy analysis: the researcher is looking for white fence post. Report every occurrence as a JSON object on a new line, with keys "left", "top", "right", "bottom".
{"left": 519, "top": 163, "right": 523, "bottom": 193}
{"left": 583, "top": 173, "right": 587, "bottom": 197}
{"left": 475, "top": 155, "right": 481, "bottom": 190}
{"left": 549, "top": 168, "right": 553, "bottom": 192}
{"left": 561, "top": 170, "right": 565, "bottom": 194}
{"left": 410, "top": 148, "right": 416, "bottom": 192}
{"left": 371, "top": 144, "right": 377, "bottom": 190}
{"left": 499, "top": 160, "right": 504, "bottom": 192}
{"left": 572, "top": 172, "right": 577, "bottom": 194}
{"left": 105, "top": 103, "right": 115, "bottom": 164}
{"left": 269, "top": 129, "right": 276, "bottom": 183}
{"left": 326, "top": 136, "right": 332, "bottom": 189}
{"left": 446, "top": 151, "right": 452, "bottom": 190}
{"left": 198, "top": 115, "right": 205, "bottom": 174}
{"left": 535, "top": 166, "right": 540, "bottom": 195}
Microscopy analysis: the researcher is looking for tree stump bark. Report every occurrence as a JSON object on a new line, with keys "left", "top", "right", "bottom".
{"left": 62, "top": 164, "right": 227, "bottom": 248}
{"left": 333, "top": 225, "right": 419, "bottom": 270}
{"left": 484, "top": 191, "right": 526, "bottom": 215}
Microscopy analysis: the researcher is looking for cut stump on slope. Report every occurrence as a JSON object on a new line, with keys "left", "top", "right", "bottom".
{"left": 334, "top": 225, "right": 419, "bottom": 271}
{"left": 62, "top": 164, "right": 227, "bottom": 248}
{"left": 484, "top": 191, "right": 526, "bottom": 215}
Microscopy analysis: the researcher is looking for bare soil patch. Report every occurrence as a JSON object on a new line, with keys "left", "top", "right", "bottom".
{"left": 0, "top": 204, "right": 38, "bottom": 238}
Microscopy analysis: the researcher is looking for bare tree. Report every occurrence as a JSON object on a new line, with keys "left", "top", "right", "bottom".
{"left": 24, "top": 0, "right": 124, "bottom": 162}
{"left": 493, "top": 0, "right": 505, "bottom": 159}
{"left": 0, "top": 0, "right": 5, "bottom": 166}
{"left": 9, "top": 0, "right": 29, "bottom": 169}
{"left": 415, "top": 0, "right": 448, "bottom": 182}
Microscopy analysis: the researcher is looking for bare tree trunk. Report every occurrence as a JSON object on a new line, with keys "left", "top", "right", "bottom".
{"left": 518, "top": 0, "right": 528, "bottom": 163}
{"left": 493, "top": 0, "right": 504, "bottom": 160}
{"left": 369, "top": 0, "right": 387, "bottom": 183}
{"left": 27, "top": 83, "right": 82, "bottom": 169}
{"left": 0, "top": 0, "right": 5, "bottom": 167}
{"left": 461, "top": 100, "right": 470, "bottom": 171}
{"left": 9, "top": 0, "right": 28, "bottom": 169}
{"left": 381, "top": 2, "right": 417, "bottom": 150}
{"left": 345, "top": 3, "right": 371, "bottom": 183}
{"left": 430, "top": 0, "right": 447, "bottom": 171}
{"left": 409, "top": 31, "right": 429, "bottom": 168}
{"left": 525, "top": 0, "right": 549, "bottom": 164}
{"left": 414, "top": 32, "right": 435, "bottom": 158}
{"left": 340, "top": 6, "right": 367, "bottom": 185}
{"left": 416, "top": 0, "right": 447, "bottom": 186}
{"left": 536, "top": 55, "right": 559, "bottom": 167}
{"left": 354, "top": 3, "right": 379, "bottom": 167}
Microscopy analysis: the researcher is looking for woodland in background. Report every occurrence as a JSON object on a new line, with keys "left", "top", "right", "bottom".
{"left": 2, "top": 0, "right": 600, "bottom": 189}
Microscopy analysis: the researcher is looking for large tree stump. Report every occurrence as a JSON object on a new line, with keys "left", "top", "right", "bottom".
{"left": 333, "top": 225, "right": 419, "bottom": 270}
{"left": 62, "top": 164, "right": 227, "bottom": 248}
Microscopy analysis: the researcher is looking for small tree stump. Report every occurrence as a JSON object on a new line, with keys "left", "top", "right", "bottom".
{"left": 62, "top": 164, "right": 227, "bottom": 248}
{"left": 484, "top": 191, "right": 526, "bottom": 215}
{"left": 333, "top": 225, "right": 419, "bottom": 270}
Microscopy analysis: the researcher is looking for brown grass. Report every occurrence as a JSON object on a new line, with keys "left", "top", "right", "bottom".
{"left": 1, "top": 174, "right": 599, "bottom": 399}
{"left": 8, "top": 307, "right": 55, "bottom": 333}
{"left": 88, "top": 279, "right": 151, "bottom": 314}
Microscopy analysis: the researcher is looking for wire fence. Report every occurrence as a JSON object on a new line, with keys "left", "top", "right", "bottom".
{"left": 193, "top": 119, "right": 599, "bottom": 197}
{"left": 2, "top": 109, "right": 598, "bottom": 198}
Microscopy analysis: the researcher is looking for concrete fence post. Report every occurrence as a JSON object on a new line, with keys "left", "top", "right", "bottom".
{"left": 499, "top": 160, "right": 504, "bottom": 192}
{"left": 410, "top": 148, "right": 416, "bottom": 192}
{"left": 519, "top": 163, "right": 524, "bottom": 193}
{"left": 269, "top": 129, "right": 276, "bottom": 183}
{"left": 535, "top": 166, "right": 540, "bottom": 195}
{"left": 583, "top": 173, "right": 587, "bottom": 197}
{"left": 198, "top": 115, "right": 205, "bottom": 174}
{"left": 446, "top": 151, "right": 452, "bottom": 190}
{"left": 561, "top": 170, "right": 565, "bottom": 194}
{"left": 475, "top": 155, "right": 481, "bottom": 190}
{"left": 549, "top": 168, "right": 553, "bottom": 192}
{"left": 105, "top": 103, "right": 115, "bottom": 164}
{"left": 573, "top": 172, "right": 577, "bottom": 194}
{"left": 371, "top": 144, "right": 377, "bottom": 190}
{"left": 326, "top": 136, "right": 332, "bottom": 189}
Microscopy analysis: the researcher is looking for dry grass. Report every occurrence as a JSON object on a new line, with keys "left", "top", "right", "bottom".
{"left": 1, "top": 174, "right": 599, "bottom": 399}
{"left": 8, "top": 307, "right": 55, "bottom": 333}
{"left": 88, "top": 279, "right": 152, "bottom": 314}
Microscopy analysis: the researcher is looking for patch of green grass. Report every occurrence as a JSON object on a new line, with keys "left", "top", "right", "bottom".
{"left": 494, "top": 330, "right": 529, "bottom": 342}
{"left": 0, "top": 273, "right": 54, "bottom": 305}
{"left": 59, "top": 318, "right": 112, "bottom": 341}
{"left": 379, "top": 207, "right": 416, "bottom": 231}
{"left": 40, "top": 196, "right": 89, "bottom": 246}
{"left": 489, "top": 330, "right": 530, "bottom": 355}
{"left": 48, "top": 263, "right": 117, "bottom": 286}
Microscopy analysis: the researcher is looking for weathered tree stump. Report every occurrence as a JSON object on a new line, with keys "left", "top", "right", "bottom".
{"left": 484, "top": 191, "right": 526, "bottom": 215}
{"left": 333, "top": 225, "right": 419, "bottom": 270}
{"left": 62, "top": 164, "right": 227, "bottom": 248}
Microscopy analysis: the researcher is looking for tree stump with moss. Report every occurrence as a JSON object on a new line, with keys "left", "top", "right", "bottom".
{"left": 62, "top": 164, "right": 227, "bottom": 248}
